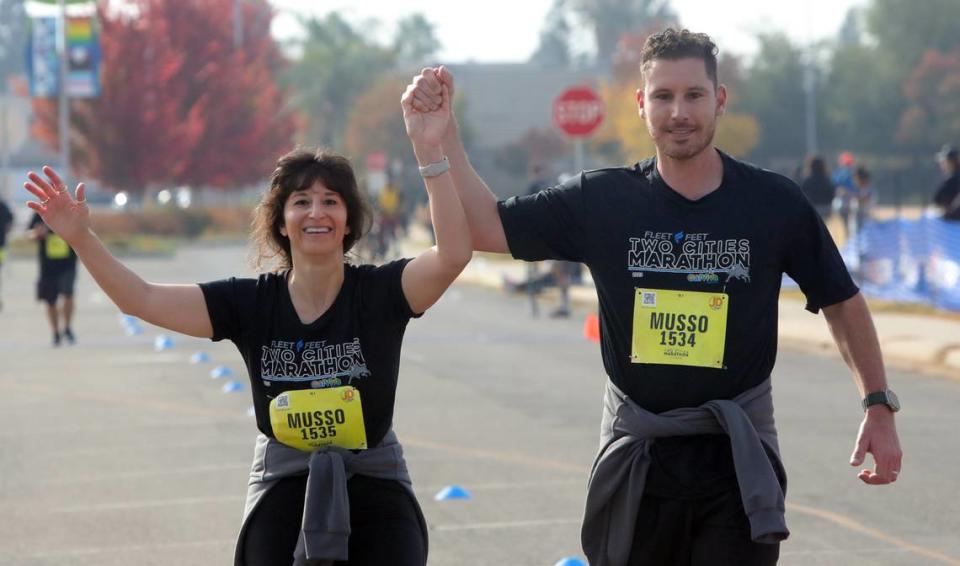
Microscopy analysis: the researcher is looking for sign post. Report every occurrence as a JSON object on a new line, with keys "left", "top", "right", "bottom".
{"left": 552, "top": 86, "right": 605, "bottom": 174}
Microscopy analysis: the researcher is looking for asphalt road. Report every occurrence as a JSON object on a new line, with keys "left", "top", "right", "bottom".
{"left": 0, "top": 244, "right": 957, "bottom": 565}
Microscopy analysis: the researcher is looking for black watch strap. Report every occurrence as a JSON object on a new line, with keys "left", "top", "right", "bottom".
{"left": 862, "top": 390, "right": 900, "bottom": 412}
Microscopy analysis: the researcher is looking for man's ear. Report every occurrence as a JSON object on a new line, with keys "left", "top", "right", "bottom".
{"left": 716, "top": 84, "right": 727, "bottom": 116}
{"left": 636, "top": 88, "right": 645, "bottom": 119}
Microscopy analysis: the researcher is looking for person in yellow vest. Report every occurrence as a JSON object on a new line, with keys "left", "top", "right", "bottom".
{"left": 374, "top": 180, "right": 404, "bottom": 258}
{"left": 29, "top": 211, "right": 78, "bottom": 346}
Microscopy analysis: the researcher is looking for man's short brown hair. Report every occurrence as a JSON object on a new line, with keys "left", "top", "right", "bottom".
{"left": 640, "top": 28, "right": 719, "bottom": 88}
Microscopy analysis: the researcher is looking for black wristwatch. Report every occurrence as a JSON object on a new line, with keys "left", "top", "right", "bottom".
{"left": 862, "top": 389, "right": 900, "bottom": 412}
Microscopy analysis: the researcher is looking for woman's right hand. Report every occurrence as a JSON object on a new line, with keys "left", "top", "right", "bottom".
{"left": 24, "top": 165, "right": 91, "bottom": 244}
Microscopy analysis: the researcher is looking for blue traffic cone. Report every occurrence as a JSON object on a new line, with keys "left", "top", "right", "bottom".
{"left": 190, "top": 351, "right": 211, "bottom": 364}
{"left": 221, "top": 380, "right": 244, "bottom": 393}
{"left": 153, "top": 334, "right": 173, "bottom": 351}
{"left": 434, "top": 485, "right": 471, "bottom": 501}
{"left": 210, "top": 365, "right": 234, "bottom": 379}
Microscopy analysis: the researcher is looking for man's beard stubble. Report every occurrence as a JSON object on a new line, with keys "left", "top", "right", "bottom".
{"left": 654, "top": 117, "right": 717, "bottom": 161}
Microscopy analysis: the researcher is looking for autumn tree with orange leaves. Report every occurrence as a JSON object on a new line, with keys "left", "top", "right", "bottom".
{"left": 31, "top": 0, "right": 295, "bottom": 194}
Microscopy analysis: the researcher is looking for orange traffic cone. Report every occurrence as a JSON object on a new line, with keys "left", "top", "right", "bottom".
{"left": 583, "top": 313, "right": 600, "bottom": 343}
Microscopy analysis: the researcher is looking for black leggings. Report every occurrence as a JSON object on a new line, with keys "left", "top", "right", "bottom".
{"left": 241, "top": 474, "right": 427, "bottom": 566}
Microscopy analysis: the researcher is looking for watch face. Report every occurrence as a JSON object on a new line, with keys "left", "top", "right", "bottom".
{"left": 886, "top": 390, "right": 900, "bottom": 411}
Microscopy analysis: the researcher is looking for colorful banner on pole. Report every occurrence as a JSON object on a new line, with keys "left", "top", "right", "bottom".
{"left": 27, "top": 13, "right": 100, "bottom": 98}
{"left": 65, "top": 16, "right": 99, "bottom": 97}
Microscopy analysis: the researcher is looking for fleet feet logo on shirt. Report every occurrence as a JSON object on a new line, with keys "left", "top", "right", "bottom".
{"left": 628, "top": 231, "right": 752, "bottom": 283}
{"left": 260, "top": 338, "right": 370, "bottom": 386}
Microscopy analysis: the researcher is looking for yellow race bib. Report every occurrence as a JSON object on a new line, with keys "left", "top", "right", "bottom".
{"left": 269, "top": 386, "right": 367, "bottom": 451}
{"left": 631, "top": 288, "right": 728, "bottom": 368}
{"left": 45, "top": 235, "right": 70, "bottom": 260}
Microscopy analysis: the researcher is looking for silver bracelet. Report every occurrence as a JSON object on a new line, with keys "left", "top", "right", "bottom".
{"left": 418, "top": 156, "right": 450, "bottom": 178}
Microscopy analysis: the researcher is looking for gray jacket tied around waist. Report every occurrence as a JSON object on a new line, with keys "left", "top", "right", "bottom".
{"left": 234, "top": 429, "right": 425, "bottom": 566}
{"left": 581, "top": 378, "right": 789, "bottom": 566}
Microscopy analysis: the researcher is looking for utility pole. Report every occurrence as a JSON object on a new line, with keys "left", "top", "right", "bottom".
{"left": 233, "top": 0, "right": 243, "bottom": 50}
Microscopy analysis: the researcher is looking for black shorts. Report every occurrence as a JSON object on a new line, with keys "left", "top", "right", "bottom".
{"left": 240, "top": 474, "right": 428, "bottom": 566}
{"left": 37, "top": 268, "right": 76, "bottom": 304}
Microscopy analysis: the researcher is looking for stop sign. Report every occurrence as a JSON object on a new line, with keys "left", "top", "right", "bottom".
{"left": 552, "top": 86, "right": 605, "bottom": 138}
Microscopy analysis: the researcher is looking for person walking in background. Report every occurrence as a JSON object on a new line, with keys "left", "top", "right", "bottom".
{"left": 405, "top": 28, "right": 901, "bottom": 566}
{"left": 800, "top": 155, "right": 836, "bottom": 220}
{"left": 832, "top": 152, "right": 858, "bottom": 237}
{"left": 523, "top": 165, "right": 552, "bottom": 316}
{"left": 852, "top": 165, "right": 876, "bottom": 236}
{"left": 22, "top": 73, "right": 470, "bottom": 565}
{"left": 28, "top": 211, "right": 78, "bottom": 345}
{"left": 932, "top": 145, "right": 960, "bottom": 221}
{"left": 0, "top": 195, "right": 13, "bottom": 312}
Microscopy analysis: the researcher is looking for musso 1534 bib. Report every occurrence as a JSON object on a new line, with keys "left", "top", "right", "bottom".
{"left": 631, "top": 288, "right": 728, "bottom": 368}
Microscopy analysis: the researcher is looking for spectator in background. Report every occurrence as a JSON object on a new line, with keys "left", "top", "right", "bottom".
{"left": 932, "top": 145, "right": 960, "bottom": 221}
{"left": 852, "top": 166, "right": 876, "bottom": 236}
{"left": 0, "top": 195, "right": 14, "bottom": 312}
{"left": 28, "top": 211, "right": 78, "bottom": 346}
{"left": 800, "top": 155, "right": 836, "bottom": 219}
{"left": 832, "top": 152, "right": 857, "bottom": 235}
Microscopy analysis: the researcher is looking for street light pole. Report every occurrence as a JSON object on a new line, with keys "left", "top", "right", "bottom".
{"left": 803, "top": 51, "right": 818, "bottom": 157}
{"left": 57, "top": 0, "right": 70, "bottom": 185}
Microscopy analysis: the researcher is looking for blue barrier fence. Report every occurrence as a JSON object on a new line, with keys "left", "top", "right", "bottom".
{"left": 785, "top": 217, "right": 960, "bottom": 311}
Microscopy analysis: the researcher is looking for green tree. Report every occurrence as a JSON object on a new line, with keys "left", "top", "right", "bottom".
{"left": 285, "top": 13, "right": 394, "bottom": 148}
{"left": 568, "top": 0, "right": 676, "bottom": 65}
{"left": 864, "top": 0, "right": 960, "bottom": 74}
{"left": 898, "top": 48, "right": 960, "bottom": 153}
{"left": 532, "top": 0, "right": 676, "bottom": 68}
{"left": 529, "top": 0, "right": 572, "bottom": 69}
{"left": 820, "top": 42, "right": 903, "bottom": 155}
{"left": 392, "top": 14, "right": 440, "bottom": 68}
{"left": 738, "top": 33, "right": 812, "bottom": 164}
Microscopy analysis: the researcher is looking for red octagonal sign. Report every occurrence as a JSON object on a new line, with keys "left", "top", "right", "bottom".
{"left": 552, "top": 86, "right": 605, "bottom": 138}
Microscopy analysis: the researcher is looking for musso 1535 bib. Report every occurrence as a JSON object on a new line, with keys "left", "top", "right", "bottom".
{"left": 631, "top": 288, "right": 728, "bottom": 368}
{"left": 269, "top": 386, "right": 367, "bottom": 451}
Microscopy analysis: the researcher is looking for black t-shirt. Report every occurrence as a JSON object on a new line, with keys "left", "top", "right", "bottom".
{"left": 933, "top": 173, "right": 960, "bottom": 220}
{"left": 499, "top": 151, "right": 857, "bottom": 496}
{"left": 200, "top": 259, "right": 419, "bottom": 448}
{"left": 28, "top": 213, "right": 77, "bottom": 275}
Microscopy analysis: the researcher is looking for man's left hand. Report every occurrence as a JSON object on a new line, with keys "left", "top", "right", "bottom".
{"left": 850, "top": 407, "right": 902, "bottom": 485}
